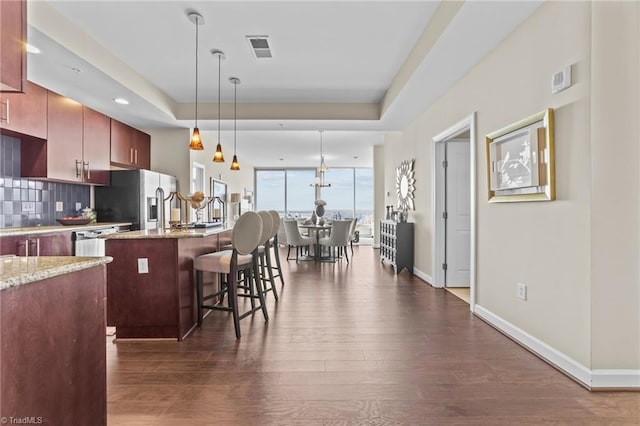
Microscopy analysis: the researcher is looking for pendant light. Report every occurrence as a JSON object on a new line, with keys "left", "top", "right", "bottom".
{"left": 311, "top": 130, "right": 331, "bottom": 187}
{"left": 188, "top": 12, "right": 204, "bottom": 150}
{"left": 211, "top": 49, "right": 225, "bottom": 162}
{"left": 229, "top": 77, "right": 241, "bottom": 170}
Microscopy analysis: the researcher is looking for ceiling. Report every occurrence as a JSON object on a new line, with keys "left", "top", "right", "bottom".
{"left": 26, "top": 0, "right": 542, "bottom": 168}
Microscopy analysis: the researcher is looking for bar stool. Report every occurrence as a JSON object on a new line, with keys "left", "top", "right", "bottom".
{"left": 268, "top": 210, "right": 285, "bottom": 286}
{"left": 194, "top": 211, "right": 268, "bottom": 339}
{"left": 257, "top": 211, "right": 279, "bottom": 301}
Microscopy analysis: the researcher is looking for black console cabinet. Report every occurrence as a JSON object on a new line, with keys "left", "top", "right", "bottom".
{"left": 380, "top": 221, "right": 414, "bottom": 274}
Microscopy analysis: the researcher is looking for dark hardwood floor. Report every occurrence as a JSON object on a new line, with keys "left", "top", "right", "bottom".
{"left": 107, "top": 246, "right": 639, "bottom": 425}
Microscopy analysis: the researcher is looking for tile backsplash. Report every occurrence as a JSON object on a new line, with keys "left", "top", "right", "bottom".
{"left": 0, "top": 135, "right": 90, "bottom": 228}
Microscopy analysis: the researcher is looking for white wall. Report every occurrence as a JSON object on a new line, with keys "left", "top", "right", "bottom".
{"left": 590, "top": 1, "right": 640, "bottom": 370}
{"left": 385, "top": 1, "right": 594, "bottom": 367}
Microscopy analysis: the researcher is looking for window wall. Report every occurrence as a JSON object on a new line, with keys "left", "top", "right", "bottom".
{"left": 255, "top": 168, "right": 374, "bottom": 229}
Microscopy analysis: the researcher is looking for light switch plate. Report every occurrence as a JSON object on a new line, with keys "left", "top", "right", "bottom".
{"left": 55, "top": 201, "right": 63, "bottom": 212}
{"left": 138, "top": 258, "right": 149, "bottom": 274}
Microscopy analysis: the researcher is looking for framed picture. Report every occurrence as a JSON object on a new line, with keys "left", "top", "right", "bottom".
{"left": 486, "top": 108, "right": 555, "bottom": 202}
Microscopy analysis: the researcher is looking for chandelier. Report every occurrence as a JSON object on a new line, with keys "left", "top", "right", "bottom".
{"left": 311, "top": 130, "right": 331, "bottom": 188}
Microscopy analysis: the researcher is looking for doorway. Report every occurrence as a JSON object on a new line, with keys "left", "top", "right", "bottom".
{"left": 432, "top": 114, "right": 477, "bottom": 310}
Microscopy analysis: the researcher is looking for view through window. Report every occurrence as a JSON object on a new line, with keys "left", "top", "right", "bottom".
{"left": 255, "top": 168, "right": 374, "bottom": 236}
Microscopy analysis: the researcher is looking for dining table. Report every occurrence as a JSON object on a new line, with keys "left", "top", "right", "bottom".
{"left": 298, "top": 223, "right": 332, "bottom": 260}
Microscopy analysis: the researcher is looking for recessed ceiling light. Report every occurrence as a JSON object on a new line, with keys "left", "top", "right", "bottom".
{"left": 26, "top": 44, "right": 41, "bottom": 54}
{"left": 69, "top": 66, "right": 82, "bottom": 74}
{"left": 279, "top": 158, "right": 284, "bottom": 161}
{"left": 113, "top": 98, "right": 129, "bottom": 105}
{"left": 353, "top": 156, "right": 359, "bottom": 159}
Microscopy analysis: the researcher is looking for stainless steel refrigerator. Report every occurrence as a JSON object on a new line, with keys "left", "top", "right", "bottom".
{"left": 95, "top": 169, "right": 177, "bottom": 230}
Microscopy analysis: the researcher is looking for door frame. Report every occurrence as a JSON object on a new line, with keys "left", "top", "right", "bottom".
{"left": 431, "top": 113, "right": 477, "bottom": 311}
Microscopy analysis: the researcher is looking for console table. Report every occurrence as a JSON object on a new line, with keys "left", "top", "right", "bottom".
{"left": 380, "top": 221, "right": 414, "bottom": 274}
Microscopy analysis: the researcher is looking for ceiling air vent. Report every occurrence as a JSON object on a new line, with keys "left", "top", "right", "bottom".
{"left": 246, "top": 35, "right": 272, "bottom": 59}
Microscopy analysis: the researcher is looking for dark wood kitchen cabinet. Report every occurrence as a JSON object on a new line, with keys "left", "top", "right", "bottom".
{"left": 82, "top": 106, "right": 111, "bottom": 185}
{"left": 0, "top": 232, "right": 73, "bottom": 256}
{"left": 0, "top": 81, "right": 47, "bottom": 139}
{"left": 110, "top": 119, "right": 150, "bottom": 170}
{"left": 20, "top": 91, "right": 111, "bottom": 184}
{"left": 47, "top": 90, "right": 84, "bottom": 181}
{"left": 0, "top": 0, "right": 26, "bottom": 93}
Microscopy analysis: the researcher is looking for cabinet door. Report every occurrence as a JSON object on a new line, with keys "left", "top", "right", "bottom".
{"left": 0, "top": 0, "right": 26, "bottom": 92}
{"left": 0, "top": 81, "right": 47, "bottom": 139}
{"left": 0, "top": 236, "right": 28, "bottom": 256}
{"left": 133, "top": 129, "right": 150, "bottom": 169}
{"left": 36, "top": 232, "right": 73, "bottom": 256}
{"left": 82, "top": 106, "right": 110, "bottom": 185}
{"left": 110, "top": 119, "right": 134, "bottom": 167}
{"left": 47, "top": 91, "right": 83, "bottom": 181}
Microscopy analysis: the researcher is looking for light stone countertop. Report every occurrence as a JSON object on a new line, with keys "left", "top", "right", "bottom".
{"left": 0, "top": 256, "right": 113, "bottom": 291}
{"left": 102, "top": 226, "right": 231, "bottom": 240}
{"left": 0, "top": 222, "right": 132, "bottom": 237}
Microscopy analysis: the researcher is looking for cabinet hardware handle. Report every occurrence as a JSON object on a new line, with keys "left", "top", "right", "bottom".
{"left": 24, "top": 239, "right": 29, "bottom": 257}
{"left": 130, "top": 147, "right": 134, "bottom": 163}
{"left": 0, "top": 99, "right": 8, "bottom": 123}
{"left": 36, "top": 238, "right": 40, "bottom": 257}
{"left": 75, "top": 160, "right": 83, "bottom": 179}
{"left": 134, "top": 149, "right": 138, "bottom": 164}
{"left": 83, "top": 161, "right": 90, "bottom": 180}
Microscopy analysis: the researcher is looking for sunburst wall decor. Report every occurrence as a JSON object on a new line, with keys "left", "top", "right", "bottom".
{"left": 396, "top": 159, "right": 416, "bottom": 211}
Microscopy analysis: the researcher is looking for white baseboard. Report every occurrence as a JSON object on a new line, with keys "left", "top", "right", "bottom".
{"left": 413, "top": 268, "right": 433, "bottom": 286}
{"left": 474, "top": 305, "right": 592, "bottom": 387}
{"left": 475, "top": 305, "right": 640, "bottom": 389}
{"left": 592, "top": 370, "right": 640, "bottom": 389}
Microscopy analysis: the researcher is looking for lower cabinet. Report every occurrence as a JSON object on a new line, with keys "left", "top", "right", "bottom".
{"left": 379, "top": 220, "right": 414, "bottom": 274}
{"left": 0, "top": 232, "right": 73, "bottom": 256}
{"left": 0, "top": 265, "right": 107, "bottom": 425}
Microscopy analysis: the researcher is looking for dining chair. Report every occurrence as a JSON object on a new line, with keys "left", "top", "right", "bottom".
{"left": 194, "top": 211, "right": 268, "bottom": 339}
{"left": 268, "top": 210, "right": 285, "bottom": 286}
{"left": 348, "top": 218, "right": 358, "bottom": 256}
{"left": 257, "top": 211, "right": 278, "bottom": 301}
{"left": 318, "top": 219, "right": 353, "bottom": 263}
{"left": 283, "top": 219, "right": 313, "bottom": 262}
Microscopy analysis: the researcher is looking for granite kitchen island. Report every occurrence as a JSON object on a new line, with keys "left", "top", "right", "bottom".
{"left": 103, "top": 227, "right": 232, "bottom": 340}
{"left": 0, "top": 255, "right": 112, "bottom": 426}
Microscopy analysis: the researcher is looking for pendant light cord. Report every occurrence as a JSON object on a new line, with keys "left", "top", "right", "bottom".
{"left": 233, "top": 81, "right": 237, "bottom": 154}
{"left": 217, "top": 54, "right": 221, "bottom": 145}
{"left": 194, "top": 16, "right": 199, "bottom": 128}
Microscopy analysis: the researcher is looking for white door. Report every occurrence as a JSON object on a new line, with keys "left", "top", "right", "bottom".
{"left": 445, "top": 140, "right": 470, "bottom": 287}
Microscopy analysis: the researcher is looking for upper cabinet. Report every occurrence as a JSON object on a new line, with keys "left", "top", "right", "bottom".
{"left": 110, "top": 119, "right": 150, "bottom": 170}
{"left": 46, "top": 90, "right": 84, "bottom": 181}
{"left": 21, "top": 90, "right": 112, "bottom": 185}
{"left": 0, "top": 0, "right": 26, "bottom": 93}
{"left": 0, "top": 81, "right": 47, "bottom": 139}
{"left": 82, "top": 106, "right": 111, "bottom": 185}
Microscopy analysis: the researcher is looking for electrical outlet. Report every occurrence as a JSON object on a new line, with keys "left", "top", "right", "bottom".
{"left": 517, "top": 283, "right": 527, "bottom": 301}
{"left": 21, "top": 202, "right": 35, "bottom": 213}
{"left": 55, "top": 201, "right": 63, "bottom": 212}
{"left": 137, "top": 258, "right": 149, "bottom": 274}
{"left": 75, "top": 202, "right": 82, "bottom": 210}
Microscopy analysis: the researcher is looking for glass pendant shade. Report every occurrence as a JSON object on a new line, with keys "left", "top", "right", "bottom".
{"left": 213, "top": 143, "right": 225, "bottom": 162}
{"left": 189, "top": 127, "right": 203, "bottom": 150}
{"left": 230, "top": 155, "right": 240, "bottom": 170}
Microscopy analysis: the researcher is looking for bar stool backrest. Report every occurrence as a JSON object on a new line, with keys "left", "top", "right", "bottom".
{"left": 233, "top": 211, "right": 263, "bottom": 255}
{"left": 268, "top": 210, "right": 280, "bottom": 239}
{"left": 257, "top": 211, "right": 273, "bottom": 246}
